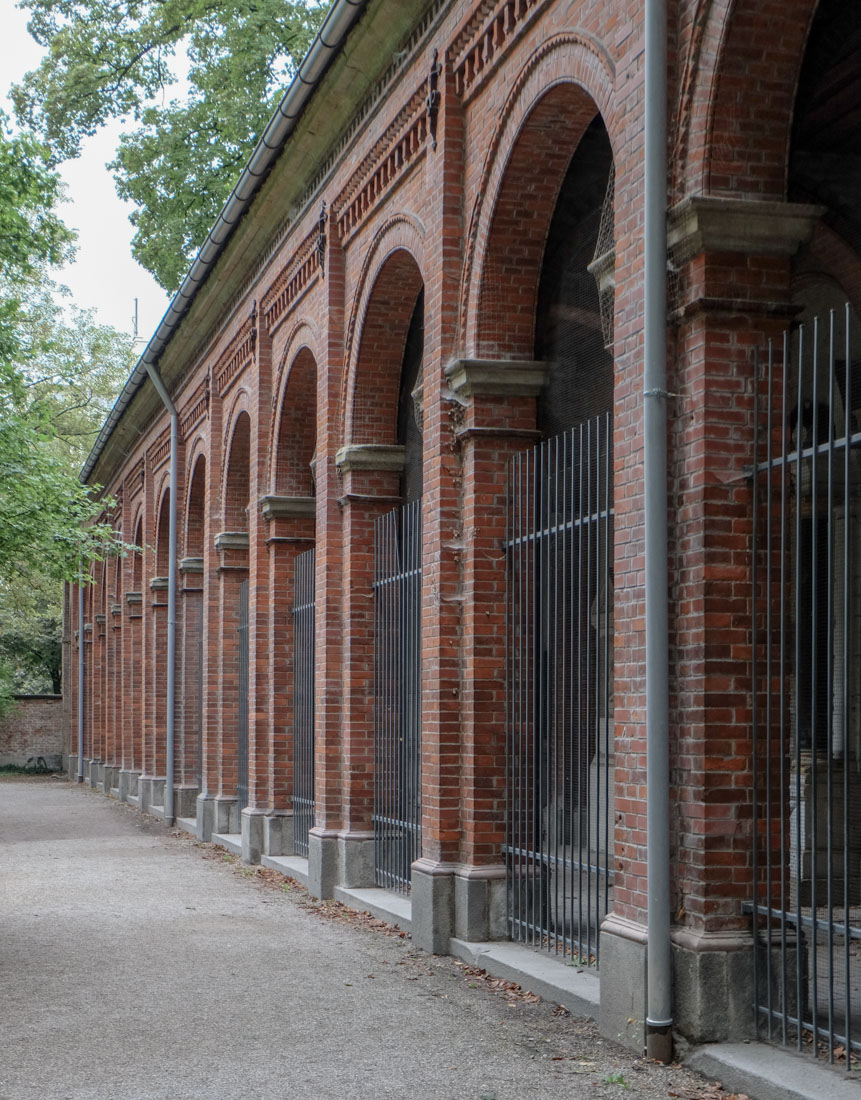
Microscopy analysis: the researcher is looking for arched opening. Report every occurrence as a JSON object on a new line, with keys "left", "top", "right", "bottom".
{"left": 221, "top": 411, "right": 252, "bottom": 818}
{"left": 495, "top": 101, "right": 616, "bottom": 962}
{"left": 749, "top": 0, "right": 861, "bottom": 1058}
{"left": 183, "top": 455, "right": 206, "bottom": 795}
{"left": 346, "top": 249, "right": 424, "bottom": 893}
{"left": 275, "top": 349, "right": 317, "bottom": 497}
{"left": 156, "top": 490, "right": 170, "bottom": 576}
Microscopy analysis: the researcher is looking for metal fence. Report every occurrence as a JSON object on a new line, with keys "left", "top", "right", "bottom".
{"left": 373, "top": 499, "right": 422, "bottom": 893}
{"left": 750, "top": 305, "right": 861, "bottom": 1066}
{"left": 237, "top": 577, "right": 249, "bottom": 814}
{"left": 505, "top": 415, "right": 614, "bottom": 963}
{"left": 292, "top": 548, "right": 316, "bottom": 858}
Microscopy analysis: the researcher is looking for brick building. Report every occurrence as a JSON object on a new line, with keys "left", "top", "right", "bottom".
{"left": 64, "top": 0, "right": 861, "bottom": 1063}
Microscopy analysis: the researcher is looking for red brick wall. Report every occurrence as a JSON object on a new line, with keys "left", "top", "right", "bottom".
{"left": 1, "top": 697, "right": 64, "bottom": 768}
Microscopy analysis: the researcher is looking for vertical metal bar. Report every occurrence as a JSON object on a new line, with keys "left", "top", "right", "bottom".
{"left": 780, "top": 329, "right": 789, "bottom": 1046}
{"left": 795, "top": 323, "right": 805, "bottom": 1051}
{"left": 826, "top": 310, "right": 836, "bottom": 1060}
{"left": 765, "top": 339, "right": 774, "bottom": 1040}
{"left": 603, "top": 410, "right": 612, "bottom": 938}
{"left": 585, "top": 417, "right": 593, "bottom": 955}
{"left": 552, "top": 435, "right": 560, "bottom": 951}
{"left": 810, "top": 317, "right": 820, "bottom": 1052}
{"left": 752, "top": 346, "right": 761, "bottom": 1036}
{"left": 842, "top": 303, "right": 852, "bottom": 1058}
{"left": 576, "top": 423, "right": 585, "bottom": 960}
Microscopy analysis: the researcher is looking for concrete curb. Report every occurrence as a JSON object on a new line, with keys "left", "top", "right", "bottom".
{"left": 687, "top": 1041, "right": 861, "bottom": 1100}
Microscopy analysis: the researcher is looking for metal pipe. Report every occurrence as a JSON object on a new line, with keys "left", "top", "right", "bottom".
{"left": 144, "top": 363, "right": 178, "bottom": 828}
{"left": 644, "top": 0, "right": 672, "bottom": 1063}
{"left": 77, "top": 577, "right": 85, "bottom": 782}
{"left": 80, "top": 0, "right": 367, "bottom": 485}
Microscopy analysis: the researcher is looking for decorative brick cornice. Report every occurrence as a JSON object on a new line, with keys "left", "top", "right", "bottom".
{"left": 124, "top": 459, "right": 145, "bottom": 501}
{"left": 449, "top": 0, "right": 551, "bottom": 100}
{"left": 262, "top": 227, "right": 321, "bottom": 334}
{"left": 259, "top": 495, "right": 317, "bottom": 521}
{"left": 179, "top": 378, "right": 210, "bottom": 438}
{"left": 667, "top": 196, "right": 824, "bottom": 265}
{"left": 334, "top": 83, "right": 428, "bottom": 243}
{"left": 214, "top": 313, "right": 256, "bottom": 398}
{"left": 335, "top": 444, "right": 406, "bottom": 473}
{"left": 445, "top": 358, "right": 548, "bottom": 397}
{"left": 147, "top": 427, "right": 171, "bottom": 473}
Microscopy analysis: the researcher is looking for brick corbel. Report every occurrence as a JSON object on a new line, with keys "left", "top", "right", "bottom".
{"left": 667, "top": 196, "right": 824, "bottom": 266}
{"left": 444, "top": 358, "right": 548, "bottom": 398}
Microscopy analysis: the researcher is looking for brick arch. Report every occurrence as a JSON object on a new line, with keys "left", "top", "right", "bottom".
{"left": 155, "top": 485, "right": 171, "bottom": 575}
{"left": 272, "top": 346, "right": 318, "bottom": 496}
{"left": 684, "top": 0, "right": 817, "bottom": 199}
{"left": 342, "top": 216, "right": 426, "bottom": 448}
{"left": 185, "top": 452, "right": 207, "bottom": 559}
{"left": 804, "top": 223, "right": 861, "bottom": 320}
{"left": 223, "top": 409, "right": 252, "bottom": 531}
{"left": 461, "top": 32, "right": 617, "bottom": 356}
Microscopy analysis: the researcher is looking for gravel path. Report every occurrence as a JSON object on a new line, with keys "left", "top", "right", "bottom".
{"left": 0, "top": 777, "right": 739, "bottom": 1100}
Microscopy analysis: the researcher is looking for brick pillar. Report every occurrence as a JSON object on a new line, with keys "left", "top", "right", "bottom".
{"left": 93, "top": 612, "right": 106, "bottom": 785}
{"left": 119, "top": 591, "right": 143, "bottom": 800}
{"left": 212, "top": 532, "right": 249, "bottom": 835}
{"left": 177, "top": 557, "right": 204, "bottom": 819}
{"left": 600, "top": 196, "right": 821, "bottom": 1049}
{"left": 106, "top": 600, "right": 123, "bottom": 792}
{"left": 313, "top": 445, "right": 403, "bottom": 893}
{"left": 260, "top": 496, "right": 316, "bottom": 857}
{"left": 141, "top": 575, "right": 169, "bottom": 813}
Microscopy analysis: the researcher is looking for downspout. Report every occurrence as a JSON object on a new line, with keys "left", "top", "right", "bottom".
{"left": 644, "top": 0, "right": 673, "bottom": 1063}
{"left": 144, "top": 364, "right": 178, "bottom": 828}
{"left": 77, "top": 577, "right": 85, "bottom": 782}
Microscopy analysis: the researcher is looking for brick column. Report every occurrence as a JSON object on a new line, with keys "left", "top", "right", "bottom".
{"left": 308, "top": 445, "right": 403, "bottom": 895}
{"left": 211, "top": 532, "right": 249, "bottom": 836}
{"left": 119, "top": 591, "right": 143, "bottom": 800}
{"left": 259, "top": 495, "right": 316, "bottom": 857}
{"left": 600, "top": 196, "right": 821, "bottom": 1048}
{"left": 177, "top": 557, "right": 204, "bottom": 819}
{"left": 140, "top": 576, "right": 169, "bottom": 813}
{"left": 105, "top": 601, "right": 123, "bottom": 794}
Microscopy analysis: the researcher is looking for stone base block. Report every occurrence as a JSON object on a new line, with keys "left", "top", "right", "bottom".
{"left": 68, "top": 754, "right": 78, "bottom": 780}
{"left": 103, "top": 766, "right": 120, "bottom": 795}
{"left": 263, "top": 812, "right": 293, "bottom": 857}
{"left": 454, "top": 865, "right": 507, "bottom": 943}
{"left": 411, "top": 859, "right": 455, "bottom": 954}
{"left": 240, "top": 808, "right": 265, "bottom": 864}
{"left": 337, "top": 831, "right": 375, "bottom": 889}
{"left": 88, "top": 760, "right": 102, "bottom": 789}
{"left": 139, "top": 776, "right": 165, "bottom": 815}
{"left": 307, "top": 829, "right": 338, "bottom": 899}
{"left": 172, "top": 784, "right": 198, "bottom": 819}
{"left": 118, "top": 770, "right": 140, "bottom": 802}
{"left": 599, "top": 915, "right": 648, "bottom": 1053}
{"left": 196, "top": 794, "right": 216, "bottom": 841}
{"left": 672, "top": 929, "right": 754, "bottom": 1044}
{"left": 212, "top": 796, "right": 239, "bottom": 835}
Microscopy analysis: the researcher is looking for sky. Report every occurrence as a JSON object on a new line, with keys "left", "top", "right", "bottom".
{"left": 0, "top": 0, "right": 171, "bottom": 343}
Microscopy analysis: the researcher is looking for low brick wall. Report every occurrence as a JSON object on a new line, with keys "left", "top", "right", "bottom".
{"left": 0, "top": 695, "right": 64, "bottom": 769}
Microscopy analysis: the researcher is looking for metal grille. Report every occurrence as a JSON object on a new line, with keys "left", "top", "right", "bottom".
{"left": 750, "top": 305, "right": 861, "bottom": 1066}
{"left": 292, "top": 547, "right": 316, "bottom": 859}
{"left": 505, "top": 415, "right": 614, "bottom": 963}
{"left": 373, "top": 499, "right": 422, "bottom": 893}
{"left": 237, "top": 577, "right": 249, "bottom": 814}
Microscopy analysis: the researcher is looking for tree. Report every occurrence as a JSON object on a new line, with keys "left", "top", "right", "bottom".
{"left": 12, "top": 0, "right": 326, "bottom": 291}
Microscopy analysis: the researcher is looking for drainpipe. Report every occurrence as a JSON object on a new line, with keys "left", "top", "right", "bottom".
{"left": 644, "top": 0, "right": 673, "bottom": 1063}
{"left": 144, "top": 364, "right": 178, "bottom": 828}
{"left": 77, "top": 577, "right": 85, "bottom": 782}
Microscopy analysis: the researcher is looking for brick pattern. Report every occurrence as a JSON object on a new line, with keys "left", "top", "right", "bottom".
{"left": 61, "top": 0, "right": 839, "bottom": 954}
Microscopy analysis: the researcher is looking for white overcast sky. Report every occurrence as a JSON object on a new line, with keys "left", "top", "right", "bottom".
{"left": 1, "top": 0, "right": 171, "bottom": 341}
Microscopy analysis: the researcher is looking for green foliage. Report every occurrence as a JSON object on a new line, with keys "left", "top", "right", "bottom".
{"left": 13, "top": 0, "right": 326, "bottom": 290}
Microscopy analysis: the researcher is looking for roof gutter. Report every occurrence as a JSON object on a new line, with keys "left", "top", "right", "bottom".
{"left": 80, "top": 0, "right": 367, "bottom": 484}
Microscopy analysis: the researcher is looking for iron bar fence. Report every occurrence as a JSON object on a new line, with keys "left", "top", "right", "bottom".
{"left": 293, "top": 547, "right": 316, "bottom": 858}
{"left": 373, "top": 499, "right": 422, "bottom": 893}
{"left": 505, "top": 414, "right": 614, "bottom": 964}
{"left": 750, "top": 304, "right": 861, "bottom": 1066}
{"left": 237, "top": 577, "right": 249, "bottom": 814}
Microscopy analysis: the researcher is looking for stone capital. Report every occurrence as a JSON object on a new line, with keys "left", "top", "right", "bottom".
{"left": 667, "top": 196, "right": 824, "bottom": 265}
{"left": 259, "top": 495, "right": 316, "bottom": 521}
{"left": 179, "top": 556, "right": 204, "bottom": 574}
{"left": 214, "top": 531, "right": 250, "bottom": 552}
{"left": 149, "top": 576, "right": 169, "bottom": 591}
{"left": 445, "top": 358, "right": 548, "bottom": 398}
{"left": 335, "top": 444, "right": 405, "bottom": 473}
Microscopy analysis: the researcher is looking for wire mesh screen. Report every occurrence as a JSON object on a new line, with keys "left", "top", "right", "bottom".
{"left": 506, "top": 414, "right": 614, "bottom": 963}
{"left": 373, "top": 500, "right": 422, "bottom": 893}
{"left": 292, "top": 547, "right": 316, "bottom": 859}
{"left": 237, "top": 578, "right": 249, "bottom": 814}
{"left": 751, "top": 304, "right": 861, "bottom": 1066}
